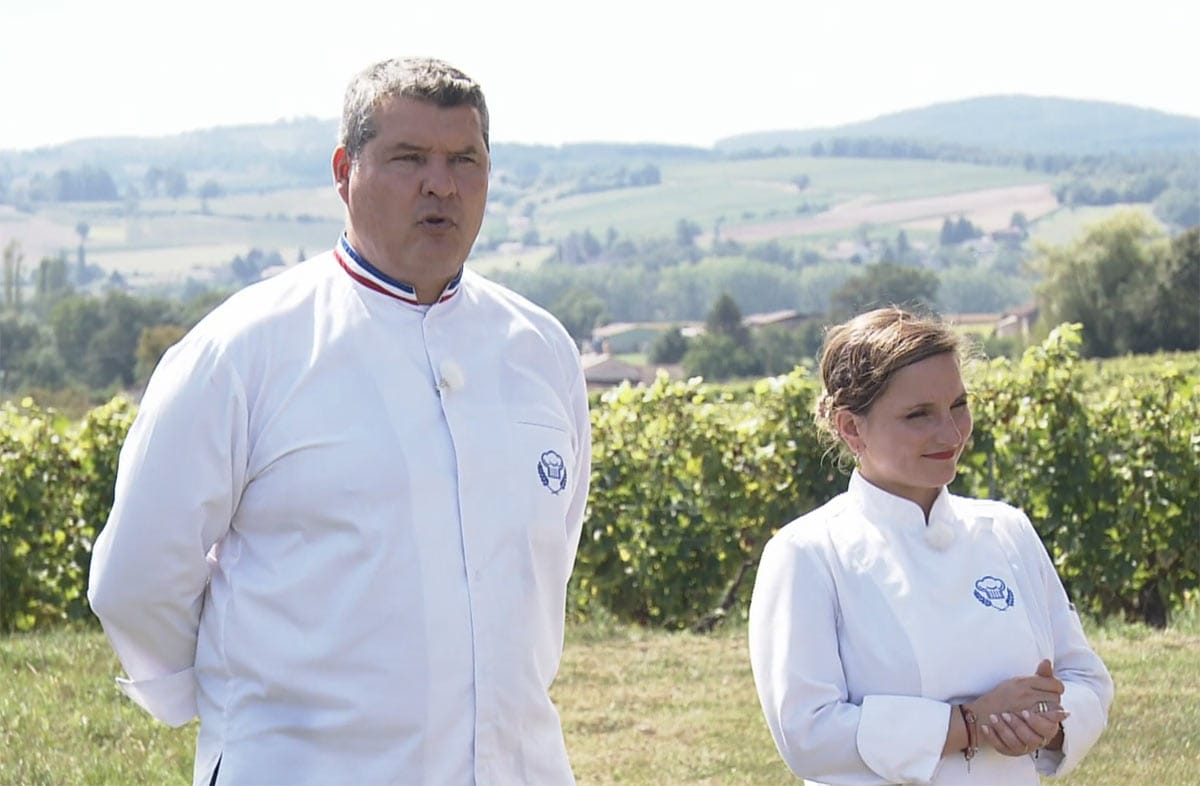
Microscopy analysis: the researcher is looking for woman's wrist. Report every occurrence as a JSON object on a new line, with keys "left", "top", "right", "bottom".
{"left": 1045, "top": 725, "right": 1065, "bottom": 751}
{"left": 959, "top": 704, "right": 980, "bottom": 766}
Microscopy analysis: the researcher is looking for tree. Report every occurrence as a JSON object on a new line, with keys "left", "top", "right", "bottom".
{"left": 551, "top": 287, "right": 606, "bottom": 341}
{"left": 198, "top": 179, "right": 224, "bottom": 214}
{"left": 75, "top": 221, "right": 90, "bottom": 284}
{"left": 164, "top": 168, "right": 188, "bottom": 199}
{"left": 828, "top": 262, "right": 939, "bottom": 321}
{"left": 34, "top": 256, "right": 72, "bottom": 313}
{"left": 675, "top": 218, "right": 702, "bottom": 248}
{"left": 135, "top": 324, "right": 188, "bottom": 383}
{"left": 1031, "top": 211, "right": 1192, "bottom": 357}
{"left": 143, "top": 166, "right": 161, "bottom": 197}
{"left": 648, "top": 327, "right": 688, "bottom": 364}
{"left": 681, "top": 333, "right": 763, "bottom": 381}
{"left": 755, "top": 322, "right": 823, "bottom": 375}
{"left": 628, "top": 164, "right": 661, "bottom": 186}
{"left": 49, "top": 166, "right": 118, "bottom": 201}
{"left": 0, "top": 312, "right": 65, "bottom": 391}
{"left": 1154, "top": 188, "right": 1200, "bottom": 229}
{"left": 49, "top": 295, "right": 105, "bottom": 378}
{"left": 705, "top": 292, "right": 752, "bottom": 349}
{"left": 1143, "top": 227, "right": 1200, "bottom": 352}
{"left": 937, "top": 268, "right": 1030, "bottom": 314}
{"left": 940, "top": 215, "right": 983, "bottom": 246}
{"left": 3, "top": 240, "right": 23, "bottom": 312}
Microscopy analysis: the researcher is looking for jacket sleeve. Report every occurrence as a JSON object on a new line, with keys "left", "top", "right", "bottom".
{"left": 563, "top": 358, "right": 592, "bottom": 570}
{"left": 1022, "top": 516, "right": 1114, "bottom": 777}
{"left": 87, "top": 335, "right": 248, "bottom": 727}
{"left": 749, "top": 532, "right": 950, "bottom": 785}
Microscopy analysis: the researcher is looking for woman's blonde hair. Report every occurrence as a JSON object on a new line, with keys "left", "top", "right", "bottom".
{"left": 815, "top": 306, "right": 967, "bottom": 461}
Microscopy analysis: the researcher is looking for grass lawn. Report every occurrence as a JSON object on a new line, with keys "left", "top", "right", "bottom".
{"left": 1, "top": 614, "right": 1196, "bottom": 785}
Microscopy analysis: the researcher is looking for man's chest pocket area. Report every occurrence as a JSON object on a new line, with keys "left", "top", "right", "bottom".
{"left": 486, "top": 409, "right": 576, "bottom": 545}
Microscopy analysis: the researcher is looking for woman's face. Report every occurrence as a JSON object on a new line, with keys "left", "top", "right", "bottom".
{"left": 837, "top": 352, "right": 973, "bottom": 512}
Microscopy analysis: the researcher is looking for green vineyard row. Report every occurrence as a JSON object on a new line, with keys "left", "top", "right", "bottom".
{"left": 3, "top": 325, "right": 1198, "bottom": 633}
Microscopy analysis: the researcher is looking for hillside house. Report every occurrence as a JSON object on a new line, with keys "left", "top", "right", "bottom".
{"left": 995, "top": 304, "right": 1039, "bottom": 338}
{"left": 580, "top": 352, "right": 650, "bottom": 390}
{"left": 742, "top": 309, "right": 808, "bottom": 330}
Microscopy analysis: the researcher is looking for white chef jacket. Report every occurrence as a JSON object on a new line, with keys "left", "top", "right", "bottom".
{"left": 749, "top": 471, "right": 1112, "bottom": 786}
{"left": 88, "top": 237, "right": 591, "bottom": 786}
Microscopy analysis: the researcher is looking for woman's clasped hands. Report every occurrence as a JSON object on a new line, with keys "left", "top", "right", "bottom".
{"left": 969, "top": 659, "right": 1069, "bottom": 756}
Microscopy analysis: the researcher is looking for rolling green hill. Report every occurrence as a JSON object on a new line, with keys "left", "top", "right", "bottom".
{"left": 0, "top": 95, "right": 1193, "bottom": 295}
{"left": 715, "top": 95, "right": 1200, "bottom": 155}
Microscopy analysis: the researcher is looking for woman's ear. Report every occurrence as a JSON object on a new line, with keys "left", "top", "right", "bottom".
{"left": 835, "top": 409, "right": 864, "bottom": 456}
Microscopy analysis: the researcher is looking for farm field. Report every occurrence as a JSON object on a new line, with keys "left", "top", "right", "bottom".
{"left": 1, "top": 156, "right": 1064, "bottom": 292}
{"left": 1028, "top": 203, "right": 1161, "bottom": 246}
{"left": 723, "top": 183, "right": 1058, "bottom": 243}
{"left": 537, "top": 156, "right": 1050, "bottom": 241}
{"left": 1, "top": 613, "right": 1196, "bottom": 785}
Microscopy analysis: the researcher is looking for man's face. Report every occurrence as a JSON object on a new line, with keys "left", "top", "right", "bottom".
{"left": 334, "top": 96, "right": 489, "bottom": 300}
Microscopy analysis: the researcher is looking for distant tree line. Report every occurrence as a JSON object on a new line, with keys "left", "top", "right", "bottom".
{"left": 495, "top": 218, "right": 1032, "bottom": 332}
{"left": 561, "top": 164, "right": 662, "bottom": 197}
{"left": 0, "top": 240, "right": 278, "bottom": 405}
{"left": 0, "top": 214, "right": 1190, "bottom": 401}
{"left": 19, "top": 165, "right": 119, "bottom": 202}
{"left": 527, "top": 211, "right": 1194, "bottom": 383}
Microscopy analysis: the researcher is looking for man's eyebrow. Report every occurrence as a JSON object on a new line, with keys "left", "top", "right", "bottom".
{"left": 381, "top": 142, "right": 483, "bottom": 156}
{"left": 383, "top": 142, "right": 429, "bottom": 153}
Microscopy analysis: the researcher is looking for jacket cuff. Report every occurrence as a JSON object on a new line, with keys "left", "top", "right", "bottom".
{"left": 116, "top": 667, "right": 198, "bottom": 728}
{"left": 1044, "top": 680, "right": 1106, "bottom": 777}
{"left": 858, "top": 695, "right": 949, "bottom": 783}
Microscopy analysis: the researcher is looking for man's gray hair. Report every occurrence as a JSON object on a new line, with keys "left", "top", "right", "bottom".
{"left": 339, "top": 56, "right": 489, "bottom": 159}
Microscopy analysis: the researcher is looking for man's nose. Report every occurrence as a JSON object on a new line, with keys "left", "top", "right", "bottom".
{"left": 421, "top": 158, "right": 457, "bottom": 197}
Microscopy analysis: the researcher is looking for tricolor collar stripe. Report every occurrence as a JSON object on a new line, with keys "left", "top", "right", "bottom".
{"left": 334, "top": 235, "right": 462, "bottom": 304}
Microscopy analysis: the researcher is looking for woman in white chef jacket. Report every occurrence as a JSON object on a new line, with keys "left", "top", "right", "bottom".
{"left": 749, "top": 307, "right": 1112, "bottom": 786}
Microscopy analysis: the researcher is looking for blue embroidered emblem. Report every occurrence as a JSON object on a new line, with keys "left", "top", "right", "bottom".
{"left": 537, "top": 450, "right": 567, "bottom": 494}
{"left": 974, "top": 576, "right": 1015, "bottom": 611}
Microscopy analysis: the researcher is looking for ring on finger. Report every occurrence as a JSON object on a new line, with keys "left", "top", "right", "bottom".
{"left": 1036, "top": 700, "right": 1049, "bottom": 713}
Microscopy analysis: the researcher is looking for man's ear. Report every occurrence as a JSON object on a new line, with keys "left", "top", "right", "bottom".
{"left": 332, "top": 147, "right": 352, "bottom": 203}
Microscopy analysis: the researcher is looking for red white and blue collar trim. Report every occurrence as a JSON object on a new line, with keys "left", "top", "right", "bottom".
{"left": 334, "top": 233, "right": 462, "bottom": 305}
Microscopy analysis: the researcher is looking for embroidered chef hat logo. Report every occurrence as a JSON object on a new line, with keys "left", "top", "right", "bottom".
{"left": 537, "top": 450, "right": 567, "bottom": 495}
{"left": 973, "top": 575, "right": 1015, "bottom": 611}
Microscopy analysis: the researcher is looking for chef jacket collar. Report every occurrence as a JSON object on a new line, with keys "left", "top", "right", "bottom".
{"left": 334, "top": 233, "right": 463, "bottom": 307}
{"left": 847, "top": 469, "right": 959, "bottom": 551}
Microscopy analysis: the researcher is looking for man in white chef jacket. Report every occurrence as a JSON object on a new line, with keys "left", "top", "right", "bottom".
{"left": 88, "top": 56, "right": 592, "bottom": 786}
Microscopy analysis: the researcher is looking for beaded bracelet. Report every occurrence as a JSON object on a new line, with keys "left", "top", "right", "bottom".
{"left": 959, "top": 704, "right": 979, "bottom": 771}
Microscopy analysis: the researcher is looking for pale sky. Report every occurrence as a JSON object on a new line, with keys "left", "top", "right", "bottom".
{"left": 2, "top": 0, "right": 1197, "bottom": 152}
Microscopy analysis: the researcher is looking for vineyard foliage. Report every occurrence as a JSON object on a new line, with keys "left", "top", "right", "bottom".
{"left": 2, "top": 327, "right": 1197, "bottom": 633}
